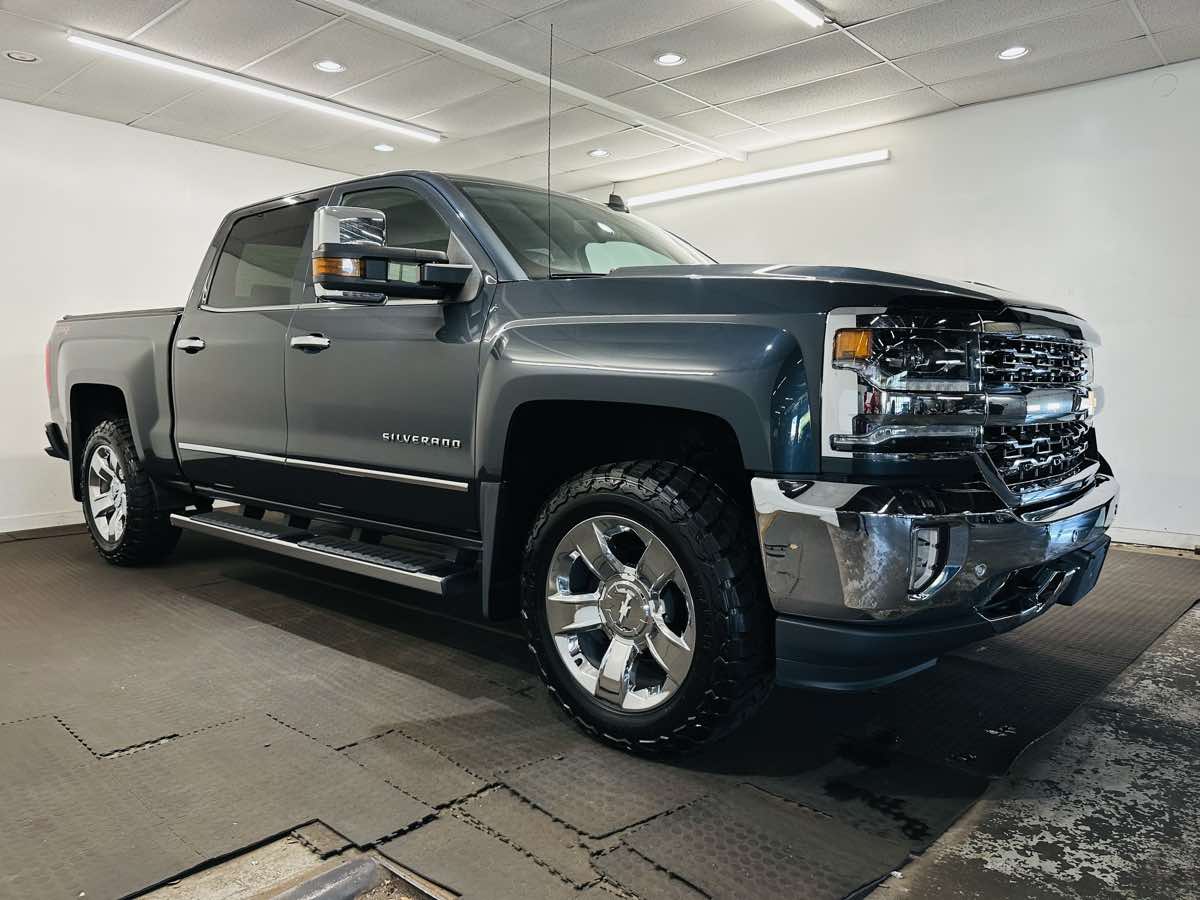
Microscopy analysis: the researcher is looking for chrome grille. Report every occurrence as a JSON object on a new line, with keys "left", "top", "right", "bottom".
{"left": 979, "top": 335, "right": 1091, "bottom": 388}
{"left": 984, "top": 421, "right": 1092, "bottom": 492}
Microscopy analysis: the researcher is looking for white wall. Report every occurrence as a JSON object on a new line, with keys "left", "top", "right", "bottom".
{"left": 0, "top": 98, "right": 348, "bottom": 532}
{"left": 625, "top": 60, "right": 1200, "bottom": 550}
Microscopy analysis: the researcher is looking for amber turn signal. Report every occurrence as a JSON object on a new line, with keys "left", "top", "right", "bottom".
{"left": 312, "top": 257, "right": 363, "bottom": 278}
{"left": 833, "top": 328, "right": 872, "bottom": 362}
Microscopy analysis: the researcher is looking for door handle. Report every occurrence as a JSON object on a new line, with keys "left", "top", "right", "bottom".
{"left": 290, "top": 333, "right": 331, "bottom": 352}
{"left": 175, "top": 337, "right": 206, "bottom": 353}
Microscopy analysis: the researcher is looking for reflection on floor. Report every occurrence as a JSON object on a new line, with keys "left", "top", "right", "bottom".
{"left": 0, "top": 529, "right": 1195, "bottom": 899}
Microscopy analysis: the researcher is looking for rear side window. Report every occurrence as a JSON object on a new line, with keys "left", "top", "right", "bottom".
{"left": 206, "top": 201, "right": 316, "bottom": 309}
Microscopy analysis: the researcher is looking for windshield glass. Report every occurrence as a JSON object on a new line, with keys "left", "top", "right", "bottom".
{"left": 454, "top": 180, "right": 713, "bottom": 278}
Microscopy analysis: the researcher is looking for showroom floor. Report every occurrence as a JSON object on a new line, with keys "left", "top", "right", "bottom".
{"left": 1, "top": 527, "right": 1196, "bottom": 900}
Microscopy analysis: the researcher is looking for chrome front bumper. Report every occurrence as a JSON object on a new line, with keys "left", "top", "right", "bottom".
{"left": 752, "top": 474, "right": 1119, "bottom": 623}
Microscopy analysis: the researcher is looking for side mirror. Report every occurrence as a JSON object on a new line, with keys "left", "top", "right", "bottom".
{"left": 310, "top": 205, "right": 474, "bottom": 303}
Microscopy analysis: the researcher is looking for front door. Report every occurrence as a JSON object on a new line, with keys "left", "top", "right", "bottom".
{"left": 173, "top": 195, "right": 321, "bottom": 498}
{"left": 281, "top": 178, "right": 489, "bottom": 535}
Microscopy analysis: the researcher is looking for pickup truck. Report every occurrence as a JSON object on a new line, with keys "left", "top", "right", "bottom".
{"left": 45, "top": 171, "right": 1119, "bottom": 751}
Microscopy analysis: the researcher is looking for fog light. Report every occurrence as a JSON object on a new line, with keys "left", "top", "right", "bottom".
{"left": 910, "top": 526, "right": 944, "bottom": 593}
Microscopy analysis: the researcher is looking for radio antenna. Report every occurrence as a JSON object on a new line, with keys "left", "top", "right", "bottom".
{"left": 545, "top": 23, "right": 554, "bottom": 278}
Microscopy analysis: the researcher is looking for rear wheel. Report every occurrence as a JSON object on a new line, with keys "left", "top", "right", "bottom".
{"left": 80, "top": 419, "right": 180, "bottom": 565}
{"left": 522, "top": 461, "right": 773, "bottom": 752}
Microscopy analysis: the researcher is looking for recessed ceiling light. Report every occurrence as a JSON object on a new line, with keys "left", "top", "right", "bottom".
{"left": 373, "top": 143, "right": 395, "bottom": 152}
{"left": 313, "top": 59, "right": 346, "bottom": 73}
{"left": 997, "top": 45, "right": 1029, "bottom": 61}
{"left": 4, "top": 50, "right": 41, "bottom": 63}
{"left": 587, "top": 148, "right": 611, "bottom": 158}
{"left": 653, "top": 51, "right": 686, "bottom": 67}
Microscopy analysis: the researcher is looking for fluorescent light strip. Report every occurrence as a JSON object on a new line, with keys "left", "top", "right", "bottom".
{"left": 66, "top": 30, "right": 441, "bottom": 144}
{"left": 626, "top": 149, "right": 890, "bottom": 208}
{"left": 770, "top": 0, "right": 827, "bottom": 27}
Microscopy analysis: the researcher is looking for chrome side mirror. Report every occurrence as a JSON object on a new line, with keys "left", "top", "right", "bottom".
{"left": 311, "top": 205, "right": 474, "bottom": 303}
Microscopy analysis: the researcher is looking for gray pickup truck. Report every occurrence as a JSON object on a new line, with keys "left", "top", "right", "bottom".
{"left": 45, "top": 171, "right": 1119, "bottom": 750}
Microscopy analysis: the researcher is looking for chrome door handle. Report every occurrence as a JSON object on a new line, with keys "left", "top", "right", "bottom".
{"left": 290, "top": 334, "right": 331, "bottom": 352}
{"left": 175, "top": 337, "right": 206, "bottom": 353}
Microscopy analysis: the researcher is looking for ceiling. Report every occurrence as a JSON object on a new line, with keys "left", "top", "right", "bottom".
{"left": 0, "top": 0, "right": 1196, "bottom": 192}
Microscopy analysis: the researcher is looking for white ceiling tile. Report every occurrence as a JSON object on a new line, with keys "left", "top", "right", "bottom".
{"left": 1134, "top": 0, "right": 1200, "bottom": 33}
{"left": 849, "top": 0, "right": 1112, "bottom": 59}
{"left": 718, "top": 125, "right": 796, "bottom": 152}
{"left": 585, "top": 145, "right": 717, "bottom": 182}
{"left": 721, "top": 63, "right": 918, "bottom": 124}
{"left": 899, "top": 1, "right": 1144, "bottom": 85}
{"left": 131, "top": 112, "right": 232, "bottom": 143}
{"left": 137, "top": 0, "right": 336, "bottom": 70}
{"left": 476, "top": 0, "right": 560, "bottom": 16}
{"left": 766, "top": 86, "right": 954, "bottom": 141}
{"left": 935, "top": 36, "right": 1160, "bottom": 104}
{"left": 552, "top": 54, "right": 653, "bottom": 96}
{"left": 665, "top": 106, "right": 750, "bottom": 137}
{"left": 0, "top": 78, "right": 43, "bottom": 102}
{"left": 467, "top": 20, "right": 586, "bottom": 74}
{"left": 467, "top": 153, "right": 565, "bottom": 182}
{"left": 521, "top": 0, "right": 748, "bottom": 53}
{"left": 335, "top": 55, "right": 509, "bottom": 120}
{"left": 226, "top": 108, "right": 369, "bottom": 154}
{"left": 555, "top": 127, "right": 677, "bottom": 170}
{"left": 0, "top": 11, "right": 96, "bottom": 91}
{"left": 244, "top": 20, "right": 429, "bottom": 96}
{"left": 43, "top": 57, "right": 197, "bottom": 116}
{"left": 600, "top": 0, "right": 834, "bottom": 80}
{"left": 360, "top": 0, "right": 511, "bottom": 40}
{"left": 820, "top": 0, "right": 940, "bottom": 26}
{"left": 549, "top": 169, "right": 612, "bottom": 192}
{"left": 0, "top": 0, "right": 180, "bottom": 38}
{"left": 410, "top": 81, "right": 575, "bottom": 136}
{"left": 1156, "top": 22, "right": 1200, "bottom": 62}
{"left": 666, "top": 32, "right": 878, "bottom": 104}
{"left": 38, "top": 89, "right": 149, "bottom": 123}
{"left": 138, "top": 84, "right": 288, "bottom": 134}
{"left": 608, "top": 83, "right": 706, "bottom": 117}
{"left": 304, "top": 129, "right": 446, "bottom": 173}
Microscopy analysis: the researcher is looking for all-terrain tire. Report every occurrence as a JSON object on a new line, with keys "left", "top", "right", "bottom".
{"left": 80, "top": 418, "right": 180, "bottom": 566}
{"left": 521, "top": 460, "right": 773, "bottom": 753}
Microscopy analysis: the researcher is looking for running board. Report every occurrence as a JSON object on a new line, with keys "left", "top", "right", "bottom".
{"left": 170, "top": 511, "right": 474, "bottom": 596}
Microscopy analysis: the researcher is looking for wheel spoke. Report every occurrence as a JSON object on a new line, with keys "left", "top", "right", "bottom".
{"left": 546, "top": 591, "right": 603, "bottom": 635}
{"left": 646, "top": 618, "right": 692, "bottom": 685}
{"left": 572, "top": 521, "right": 623, "bottom": 581}
{"left": 595, "top": 637, "right": 638, "bottom": 706}
{"left": 90, "top": 452, "right": 114, "bottom": 482}
{"left": 636, "top": 535, "right": 677, "bottom": 591}
{"left": 91, "top": 494, "right": 115, "bottom": 516}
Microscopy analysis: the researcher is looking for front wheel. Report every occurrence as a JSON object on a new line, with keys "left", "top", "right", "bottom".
{"left": 521, "top": 461, "right": 773, "bottom": 752}
{"left": 80, "top": 418, "right": 180, "bottom": 565}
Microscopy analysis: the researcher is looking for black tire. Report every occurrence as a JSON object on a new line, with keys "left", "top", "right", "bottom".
{"left": 79, "top": 418, "right": 180, "bottom": 566}
{"left": 521, "top": 460, "right": 773, "bottom": 753}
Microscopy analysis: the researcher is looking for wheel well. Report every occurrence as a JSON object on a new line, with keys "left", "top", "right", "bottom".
{"left": 487, "top": 401, "right": 750, "bottom": 618}
{"left": 69, "top": 384, "right": 129, "bottom": 498}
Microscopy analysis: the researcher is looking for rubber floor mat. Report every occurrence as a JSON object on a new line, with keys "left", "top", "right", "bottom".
{"left": 343, "top": 730, "right": 486, "bottom": 807}
{"left": 623, "top": 787, "right": 910, "bottom": 900}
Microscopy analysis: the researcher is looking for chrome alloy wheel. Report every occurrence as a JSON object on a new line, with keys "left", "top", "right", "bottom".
{"left": 545, "top": 515, "right": 696, "bottom": 712}
{"left": 87, "top": 444, "right": 128, "bottom": 544}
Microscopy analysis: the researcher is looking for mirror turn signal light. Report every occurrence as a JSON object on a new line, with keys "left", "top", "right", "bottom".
{"left": 313, "top": 257, "right": 363, "bottom": 278}
{"left": 833, "top": 328, "right": 872, "bottom": 362}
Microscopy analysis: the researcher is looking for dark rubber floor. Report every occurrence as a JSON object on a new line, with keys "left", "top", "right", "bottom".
{"left": 0, "top": 529, "right": 1195, "bottom": 900}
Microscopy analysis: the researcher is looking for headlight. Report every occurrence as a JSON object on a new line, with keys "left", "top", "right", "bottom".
{"left": 833, "top": 327, "right": 973, "bottom": 392}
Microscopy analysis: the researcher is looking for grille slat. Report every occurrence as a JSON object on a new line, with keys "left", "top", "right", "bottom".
{"left": 984, "top": 420, "right": 1092, "bottom": 492}
{"left": 980, "top": 335, "right": 1090, "bottom": 388}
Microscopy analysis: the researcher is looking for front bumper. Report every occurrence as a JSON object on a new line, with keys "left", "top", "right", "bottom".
{"left": 752, "top": 474, "right": 1119, "bottom": 689}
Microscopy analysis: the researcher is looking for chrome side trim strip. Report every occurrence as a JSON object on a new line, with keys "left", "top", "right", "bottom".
{"left": 176, "top": 442, "right": 469, "bottom": 492}
{"left": 284, "top": 457, "right": 470, "bottom": 492}
{"left": 169, "top": 513, "right": 450, "bottom": 594}
{"left": 177, "top": 442, "right": 287, "bottom": 463}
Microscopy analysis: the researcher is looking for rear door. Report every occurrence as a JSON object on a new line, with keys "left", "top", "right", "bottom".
{"left": 173, "top": 193, "right": 324, "bottom": 497}
{"left": 281, "top": 176, "right": 491, "bottom": 535}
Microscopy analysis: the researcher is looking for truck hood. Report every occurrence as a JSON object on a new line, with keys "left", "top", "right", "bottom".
{"left": 608, "top": 264, "right": 1071, "bottom": 314}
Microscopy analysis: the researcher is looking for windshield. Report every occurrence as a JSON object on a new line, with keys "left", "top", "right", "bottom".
{"left": 454, "top": 180, "right": 713, "bottom": 278}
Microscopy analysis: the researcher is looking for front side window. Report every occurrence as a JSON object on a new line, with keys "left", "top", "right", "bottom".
{"left": 454, "top": 180, "right": 712, "bottom": 278}
{"left": 206, "top": 201, "right": 316, "bottom": 309}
